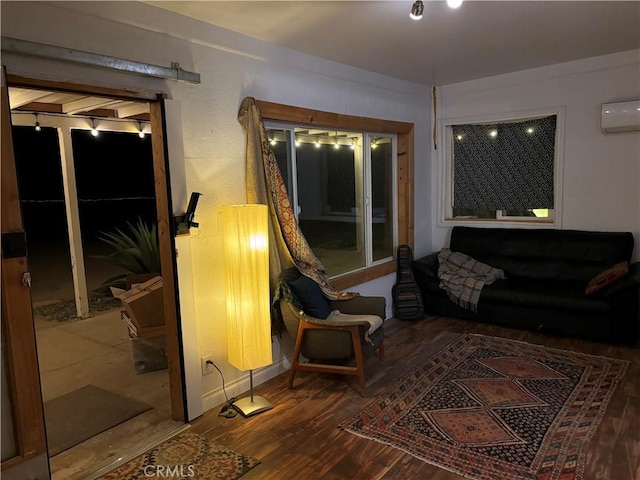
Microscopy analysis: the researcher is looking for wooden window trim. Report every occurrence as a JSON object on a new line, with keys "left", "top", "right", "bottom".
{"left": 256, "top": 100, "right": 415, "bottom": 289}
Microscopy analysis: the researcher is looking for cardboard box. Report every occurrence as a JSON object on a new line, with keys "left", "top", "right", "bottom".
{"left": 126, "top": 273, "right": 160, "bottom": 290}
{"left": 130, "top": 333, "right": 168, "bottom": 374}
{"left": 112, "top": 276, "right": 164, "bottom": 329}
{"left": 121, "top": 310, "right": 165, "bottom": 338}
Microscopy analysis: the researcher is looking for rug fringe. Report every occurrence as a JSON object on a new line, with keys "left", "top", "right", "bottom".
{"left": 339, "top": 427, "right": 487, "bottom": 480}
{"left": 467, "top": 333, "right": 631, "bottom": 364}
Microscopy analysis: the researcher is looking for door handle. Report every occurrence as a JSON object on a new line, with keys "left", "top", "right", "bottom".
{"left": 21, "top": 272, "right": 32, "bottom": 288}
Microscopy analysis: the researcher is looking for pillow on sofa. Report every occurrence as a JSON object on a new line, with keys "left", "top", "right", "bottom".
{"left": 289, "top": 275, "right": 332, "bottom": 319}
{"left": 585, "top": 261, "right": 629, "bottom": 295}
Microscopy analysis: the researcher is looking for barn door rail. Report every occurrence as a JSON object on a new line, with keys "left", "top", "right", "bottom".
{"left": 1, "top": 36, "right": 201, "bottom": 84}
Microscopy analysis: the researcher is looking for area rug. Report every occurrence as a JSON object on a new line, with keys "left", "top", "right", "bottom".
{"left": 97, "top": 432, "right": 260, "bottom": 479}
{"left": 44, "top": 385, "right": 151, "bottom": 456}
{"left": 339, "top": 333, "right": 628, "bottom": 480}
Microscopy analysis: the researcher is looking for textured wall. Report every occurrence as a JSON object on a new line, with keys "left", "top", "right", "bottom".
{"left": 432, "top": 51, "right": 640, "bottom": 260}
{"left": 1, "top": 1, "right": 430, "bottom": 409}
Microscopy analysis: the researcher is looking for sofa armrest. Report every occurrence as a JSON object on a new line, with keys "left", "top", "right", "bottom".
{"left": 328, "top": 295, "right": 386, "bottom": 320}
{"left": 412, "top": 252, "right": 440, "bottom": 280}
{"left": 600, "top": 261, "right": 640, "bottom": 298}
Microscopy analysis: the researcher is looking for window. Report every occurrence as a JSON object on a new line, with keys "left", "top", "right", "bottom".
{"left": 440, "top": 109, "right": 563, "bottom": 225}
{"left": 257, "top": 101, "right": 414, "bottom": 289}
{"left": 266, "top": 124, "right": 396, "bottom": 278}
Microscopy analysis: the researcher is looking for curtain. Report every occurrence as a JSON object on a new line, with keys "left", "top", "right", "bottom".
{"left": 237, "top": 97, "right": 356, "bottom": 333}
{"left": 452, "top": 115, "right": 556, "bottom": 210}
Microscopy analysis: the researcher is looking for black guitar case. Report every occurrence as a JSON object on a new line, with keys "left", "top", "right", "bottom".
{"left": 392, "top": 244, "right": 424, "bottom": 321}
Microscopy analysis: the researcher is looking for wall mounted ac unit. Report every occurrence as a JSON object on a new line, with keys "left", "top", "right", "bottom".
{"left": 601, "top": 100, "right": 640, "bottom": 133}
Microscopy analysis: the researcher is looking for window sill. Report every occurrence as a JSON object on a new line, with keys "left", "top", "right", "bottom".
{"left": 439, "top": 217, "right": 557, "bottom": 229}
{"left": 329, "top": 261, "right": 396, "bottom": 291}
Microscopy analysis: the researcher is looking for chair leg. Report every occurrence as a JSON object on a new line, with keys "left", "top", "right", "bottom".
{"left": 288, "top": 322, "right": 372, "bottom": 396}
{"left": 289, "top": 323, "right": 306, "bottom": 389}
{"left": 350, "top": 326, "right": 366, "bottom": 396}
{"left": 378, "top": 341, "right": 385, "bottom": 361}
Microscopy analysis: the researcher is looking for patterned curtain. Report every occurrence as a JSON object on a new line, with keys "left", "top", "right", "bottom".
{"left": 452, "top": 115, "right": 556, "bottom": 210}
{"left": 237, "top": 98, "right": 356, "bottom": 333}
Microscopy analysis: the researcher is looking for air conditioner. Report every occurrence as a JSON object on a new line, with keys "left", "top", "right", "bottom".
{"left": 601, "top": 100, "right": 640, "bottom": 133}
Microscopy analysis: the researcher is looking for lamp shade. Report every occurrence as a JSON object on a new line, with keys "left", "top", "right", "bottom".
{"left": 222, "top": 204, "right": 273, "bottom": 372}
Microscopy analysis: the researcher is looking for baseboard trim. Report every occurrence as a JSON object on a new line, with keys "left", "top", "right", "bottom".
{"left": 201, "top": 357, "right": 290, "bottom": 412}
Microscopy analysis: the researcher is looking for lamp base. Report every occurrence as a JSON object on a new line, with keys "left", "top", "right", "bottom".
{"left": 232, "top": 395, "right": 273, "bottom": 417}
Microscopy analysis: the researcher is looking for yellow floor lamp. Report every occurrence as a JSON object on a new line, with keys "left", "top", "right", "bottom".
{"left": 222, "top": 204, "right": 273, "bottom": 417}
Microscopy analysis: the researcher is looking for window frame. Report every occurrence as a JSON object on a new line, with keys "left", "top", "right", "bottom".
{"left": 266, "top": 123, "right": 399, "bottom": 276}
{"left": 256, "top": 100, "right": 414, "bottom": 290}
{"left": 437, "top": 107, "right": 565, "bottom": 228}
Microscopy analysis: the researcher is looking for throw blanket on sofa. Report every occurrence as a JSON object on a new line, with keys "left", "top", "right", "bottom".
{"left": 438, "top": 248, "right": 506, "bottom": 312}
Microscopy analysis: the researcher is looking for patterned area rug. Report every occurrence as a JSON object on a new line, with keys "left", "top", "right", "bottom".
{"left": 340, "top": 334, "right": 628, "bottom": 480}
{"left": 98, "top": 432, "right": 259, "bottom": 479}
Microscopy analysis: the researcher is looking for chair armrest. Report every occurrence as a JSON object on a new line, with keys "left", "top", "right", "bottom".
{"left": 327, "top": 295, "right": 386, "bottom": 319}
{"left": 281, "top": 300, "right": 372, "bottom": 328}
{"left": 301, "top": 313, "right": 371, "bottom": 328}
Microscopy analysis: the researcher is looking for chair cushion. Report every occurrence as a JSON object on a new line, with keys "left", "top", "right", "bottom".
{"left": 289, "top": 275, "right": 332, "bottom": 319}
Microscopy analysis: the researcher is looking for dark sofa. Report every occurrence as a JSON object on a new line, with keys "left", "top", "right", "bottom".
{"left": 412, "top": 226, "right": 640, "bottom": 344}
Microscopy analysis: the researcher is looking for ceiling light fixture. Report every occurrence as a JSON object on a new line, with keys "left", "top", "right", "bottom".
{"left": 410, "top": 0, "right": 424, "bottom": 20}
{"left": 447, "top": 0, "right": 464, "bottom": 9}
{"left": 34, "top": 113, "right": 41, "bottom": 132}
{"left": 138, "top": 120, "right": 145, "bottom": 138}
{"left": 90, "top": 118, "right": 99, "bottom": 137}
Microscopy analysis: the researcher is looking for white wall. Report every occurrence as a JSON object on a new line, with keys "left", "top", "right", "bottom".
{"left": 432, "top": 51, "right": 640, "bottom": 261}
{"left": 1, "top": 1, "right": 431, "bottom": 415}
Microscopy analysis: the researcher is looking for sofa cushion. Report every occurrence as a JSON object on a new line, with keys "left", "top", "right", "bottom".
{"left": 289, "top": 275, "right": 332, "bottom": 319}
{"left": 480, "top": 279, "right": 611, "bottom": 314}
{"left": 449, "top": 227, "right": 633, "bottom": 283}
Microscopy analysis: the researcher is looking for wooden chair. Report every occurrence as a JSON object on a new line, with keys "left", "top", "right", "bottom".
{"left": 277, "top": 269, "right": 385, "bottom": 396}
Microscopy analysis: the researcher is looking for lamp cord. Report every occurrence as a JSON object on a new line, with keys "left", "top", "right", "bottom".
{"left": 207, "top": 359, "right": 238, "bottom": 418}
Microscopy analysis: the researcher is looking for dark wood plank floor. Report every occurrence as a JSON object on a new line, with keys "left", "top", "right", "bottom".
{"left": 190, "top": 315, "right": 640, "bottom": 480}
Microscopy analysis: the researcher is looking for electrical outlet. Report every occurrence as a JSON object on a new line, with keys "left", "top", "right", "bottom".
{"left": 201, "top": 355, "right": 215, "bottom": 376}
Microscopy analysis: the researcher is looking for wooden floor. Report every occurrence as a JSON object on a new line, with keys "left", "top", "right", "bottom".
{"left": 190, "top": 315, "right": 640, "bottom": 480}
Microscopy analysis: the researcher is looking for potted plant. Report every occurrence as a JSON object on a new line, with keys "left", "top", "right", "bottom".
{"left": 96, "top": 216, "right": 161, "bottom": 290}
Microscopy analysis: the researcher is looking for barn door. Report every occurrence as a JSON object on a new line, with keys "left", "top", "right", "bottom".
{"left": 0, "top": 67, "right": 50, "bottom": 478}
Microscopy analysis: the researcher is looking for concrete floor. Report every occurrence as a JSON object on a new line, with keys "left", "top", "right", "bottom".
{"left": 35, "top": 308, "right": 170, "bottom": 409}
{"left": 34, "top": 302, "right": 181, "bottom": 479}
{"left": 23, "top": 238, "right": 187, "bottom": 478}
